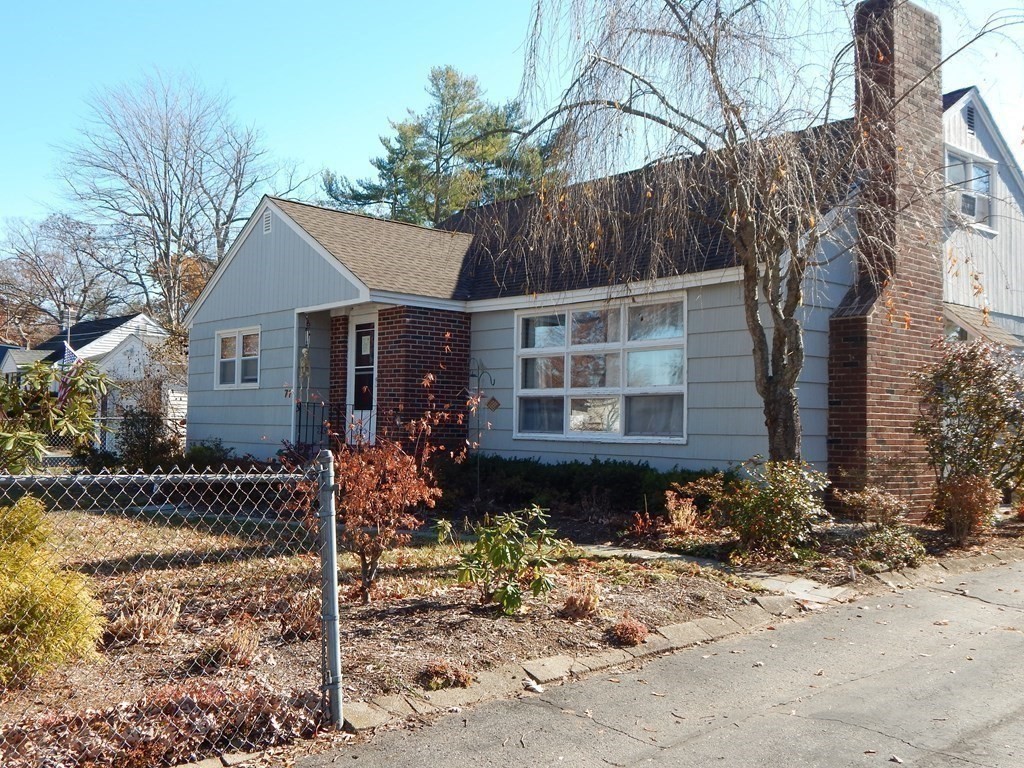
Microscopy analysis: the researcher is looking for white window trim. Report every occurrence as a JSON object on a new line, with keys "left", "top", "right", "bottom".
{"left": 946, "top": 148, "right": 997, "bottom": 232}
{"left": 214, "top": 326, "right": 261, "bottom": 390}
{"left": 513, "top": 292, "right": 688, "bottom": 444}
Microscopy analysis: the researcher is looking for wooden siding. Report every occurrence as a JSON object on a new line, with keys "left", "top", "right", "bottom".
{"left": 943, "top": 98, "right": 1024, "bottom": 323}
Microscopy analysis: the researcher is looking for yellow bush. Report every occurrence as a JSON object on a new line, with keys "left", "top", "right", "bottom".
{"left": 0, "top": 497, "right": 104, "bottom": 687}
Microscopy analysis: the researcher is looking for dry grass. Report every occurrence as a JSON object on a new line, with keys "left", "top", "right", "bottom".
{"left": 105, "top": 590, "right": 181, "bottom": 646}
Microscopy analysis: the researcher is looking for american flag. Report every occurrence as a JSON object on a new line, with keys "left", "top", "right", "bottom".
{"left": 56, "top": 342, "right": 81, "bottom": 406}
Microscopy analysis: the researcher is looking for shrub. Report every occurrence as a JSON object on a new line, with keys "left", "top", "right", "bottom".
{"left": 915, "top": 340, "right": 1024, "bottom": 490}
{"left": 935, "top": 475, "right": 1000, "bottom": 547}
{"left": 185, "top": 438, "right": 235, "bottom": 469}
{"left": 608, "top": 615, "right": 649, "bottom": 647}
{"left": 334, "top": 438, "right": 441, "bottom": 603}
{"left": 858, "top": 526, "right": 926, "bottom": 570}
{"left": 106, "top": 591, "right": 181, "bottom": 646}
{"left": 664, "top": 488, "right": 702, "bottom": 533}
{"left": 677, "top": 460, "right": 830, "bottom": 560}
{"left": 279, "top": 589, "right": 320, "bottom": 641}
{"left": 1016, "top": 498, "right": 1024, "bottom": 522}
{"left": 0, "top": 498, "right": 104, "bottom": 686}
{"left": 458, "top": 505, "right": 562, "bottom": 614}
{"left": 117, "top": 406, "right": 182, "bottom": 471}
{"left": 561, "top": 576, "right": 600, "bottom": 619}
{"left": 193, "top": 621, "right": 261, "bottom": 671}
{"left": 418, "top": 659, "right": 472, "bottom": 690}
{"left": 833, "top": 486, "right": 907, "bottom": 528}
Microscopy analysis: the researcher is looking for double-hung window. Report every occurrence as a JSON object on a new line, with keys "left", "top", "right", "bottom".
{"left": 947, "top": 152, "right": 993, "bottom": 227}
{"left": 216, "top": 328, "right": 260, "bottom": 389}
{"left": 516, "top": 296, "right": 687, "bottom": 441}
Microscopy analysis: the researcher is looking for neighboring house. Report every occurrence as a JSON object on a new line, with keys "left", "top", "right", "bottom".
{"left": 184, "top": 0, "right": 1023, "bottom": 506}
{"left": 0, "top": 313, "right": 185, "bottom": 453}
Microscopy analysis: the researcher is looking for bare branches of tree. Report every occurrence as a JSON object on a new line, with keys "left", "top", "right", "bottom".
{"left": 61, "top": 72, "right": 296, "bottom": 334}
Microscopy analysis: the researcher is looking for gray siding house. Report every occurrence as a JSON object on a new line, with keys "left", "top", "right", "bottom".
{"left": 185, "top": 1, "right": 1023, "bottom": 498}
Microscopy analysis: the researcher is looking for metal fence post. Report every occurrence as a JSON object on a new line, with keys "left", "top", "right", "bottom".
{"left": 317, "top": 449, "right": 343, "bottom": 728}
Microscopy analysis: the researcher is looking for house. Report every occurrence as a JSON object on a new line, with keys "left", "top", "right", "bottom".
{"left": 184, "top": 0, "right": 1023, "bottom": 507}
{"left": 0, "top": 313, "right": 186, "bottom": 453}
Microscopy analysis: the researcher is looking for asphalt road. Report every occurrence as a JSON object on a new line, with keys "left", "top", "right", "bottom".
{"left": 299, "top": 562, "right": 1024, "bottom": 767}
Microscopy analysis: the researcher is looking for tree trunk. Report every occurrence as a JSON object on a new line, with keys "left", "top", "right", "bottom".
{"left": 763, "top": 382, "right": 801, "bottom": 462}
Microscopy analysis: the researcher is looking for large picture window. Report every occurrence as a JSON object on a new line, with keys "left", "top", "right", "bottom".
{"left": 215, "top": 328, "right": 260, "bottom": 389}
{"left": 515, "top": 296, "right": 686, "bottom": 441}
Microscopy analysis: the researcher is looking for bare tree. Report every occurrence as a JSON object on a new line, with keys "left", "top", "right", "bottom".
{"left": 509, "top": 0, "right": 1021, "bottom": 462}
{"left": 0, "top": 214, "right": 136, "bottom": 342}
{"left": 62, "top": 72, "right": 298, "bottom": 335}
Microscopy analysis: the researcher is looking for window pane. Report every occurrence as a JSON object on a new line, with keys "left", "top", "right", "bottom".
{"left": 628, "top": 302, "right": 684, "bottom": 341}
{"left": 625, "top": 395, "right": 685, "bottom": 436}
{"left": 569, "top": 397, "right": 620, "bottom": 432}
{"left": 571, "top": 308, "right": 620, "bottom": 345}
{"left": 218, "top": 359, "right": 236, "bottom": 386}
{"left": 242, "top": 332, "right": 259, "bottom": 357}
{"left": 519, "top": 397, "right": 564, "bottom": 433}
{"left": 972, "top": 164, "right": 990, "bottom": 196}
{"left": 522, "top": 314, "right": 565, "bottom": 348}
{"left": 627, "top": 349, "right": 685, "bottom": 387}
{"left": 240, "top": 358, "right": 258, "bottom": 384}
{"left": 570, "top": 353, "right": 620, "bottom": 388}
{"left": 522, "top": 356, "right": 564, "bottom": 389}
{"left": 219, "top": 335, "right": 236, "bottom": 360}
{"left": 947, "top": 155, "right": 968, "bottom": 187}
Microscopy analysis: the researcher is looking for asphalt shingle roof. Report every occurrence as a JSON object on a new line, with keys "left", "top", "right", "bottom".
{"left": 270, "top": 198, "right": 475, "bottom": 300}
{"left": 35, "top": 314, "right": 140, "bottom": 361}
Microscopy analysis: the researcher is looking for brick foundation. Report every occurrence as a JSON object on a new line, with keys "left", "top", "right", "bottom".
{"left": 828, "top": 0, "right": 946, "bottom": 516}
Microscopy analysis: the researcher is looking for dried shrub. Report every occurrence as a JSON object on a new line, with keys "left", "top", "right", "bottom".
{"left": 664, "top": 489, "right": 701, "bottom": 533}
{"left": 619, "top": 510, "right": 659, "bottom": 543}
{"left": 418, "top": 659, "right": 472, "bottom": 691}
{"left": 2, "top": 680, "right": 322, "bottom": 768}
{"left": 857, "top": 526, "right": 926, "bottom": 570}
{"left": 935, "top": 475, "right": 1000, "bottom": 547}
{"left": 105, "top": 591, "right": 180, "bottom": 646}
{"left": 561, "top": 576, "right": 600, "bottom": 619}
{"left": 1016, "top": 498, "right": 1024, "bottom": 522}
{"left": 915, "top": 340, "right": 1024, "bottom": 490}
{"left": 0, "top": 497, "right": 104, "bottom": 687}
{"left": 608, "top": 614, "right": 649, "bottom": 647}
{"left": 279, "top": 588, "right": 320, "bottom": 642}
{"left": 193, "top": 621, "right": 261, "bottom": 671}
{"left": 834, "top": 485, "right": 907, "bottom": 528}
{"left": 334, "top": 437, "right": 442, "bottom": 603}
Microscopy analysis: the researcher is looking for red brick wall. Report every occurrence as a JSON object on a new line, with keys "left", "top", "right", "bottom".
{"left": 329, "top": 314, "right": 348, "bottom": 414}
{"left": 828, "top": 0, "right": 945, "bottom": 515}
{"left": 374, "top": 306, "right": 471, "bottom": 452}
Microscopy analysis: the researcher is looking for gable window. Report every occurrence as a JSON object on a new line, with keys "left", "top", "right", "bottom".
{"left": 947, "top": 152, "right": 993, "bottom": 227}
{"left": 515, "top": 296, "right": 686, "bottom": 441}
{"left": 216, "top": 328, "right": 260, "bottom": 389}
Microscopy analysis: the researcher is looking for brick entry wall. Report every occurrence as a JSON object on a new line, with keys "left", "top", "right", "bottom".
{"left": 374, "top": 306, "right": 472, "bottom": 451}
{"left": 828, "top": 0, "right": 945, "bottom": 515}
{"left": 328, "top": 314, "right": 348, "bottom": 413}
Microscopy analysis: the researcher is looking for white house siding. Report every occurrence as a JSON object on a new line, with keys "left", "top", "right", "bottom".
{"left": 943, "top": 98, "right": 1024, "bottom": 325}
{"left": 187, "top": 209, "right": 363, "bottom": 458}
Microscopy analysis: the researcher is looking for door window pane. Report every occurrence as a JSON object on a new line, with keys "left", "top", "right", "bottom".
{"left": 570, "top": 353, "right": 620, "bottom": 388}
{"left": 571, "top": 308, "right": 620, "bottom": 345}
{"left": 625, "top": 395, "right": 685, "bottom": 436}
{"left": 522, "top": 356, "right": 564, "bottom": 389}
{"left": 626, "top": 349, "right": 685, "bottom": 387}
{"left": 522, "top": 314, "right": 565, "bottom": 349}
{"left": 519, "top": 397, "right": 564, "bottom": 433}
{"left": 353, "top": 372, "right": 374, "bottom": 410}
{"left": 569, "top": 397, "right": 620, "bottom": 432}
{"left": 627, "top": 302, "right": 684, "bottom": 341}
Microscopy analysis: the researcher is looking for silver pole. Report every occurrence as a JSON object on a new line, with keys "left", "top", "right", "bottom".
{"left": 317, "top": 449, "right": 343, "bottom": 728}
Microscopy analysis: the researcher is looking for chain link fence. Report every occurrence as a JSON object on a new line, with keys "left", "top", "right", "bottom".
{"left": 1, "top": 456, "right": 342, "bottom": 767}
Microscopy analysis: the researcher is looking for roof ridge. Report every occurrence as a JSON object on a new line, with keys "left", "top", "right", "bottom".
{"left": 268, "top": 197, "right": 474, "bottom": 240}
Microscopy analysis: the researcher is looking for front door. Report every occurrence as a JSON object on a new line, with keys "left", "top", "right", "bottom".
{"left": 348, "top": 314, "right": 377, "bottom": 444}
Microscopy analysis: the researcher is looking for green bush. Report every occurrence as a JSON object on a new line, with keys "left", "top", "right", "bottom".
{"left": 458, "top": 505, "right": 562, "bottom": 614}
{"left": 185, "top": 438, "right": 236, "bottom": 469}
{"left": 858, "top": 526, "right": 926, "bottom": 570}
{"left": 436, "top": 455, "right": 721, "bottom": 514}
{"left": 0, "top": 497, "right": 104, "bottom": 686}
{"left": 117, "top": 406, "right": 182, "bottom": 471}
{"left": 677, "top": 460, "right": 830, "bottom": 560}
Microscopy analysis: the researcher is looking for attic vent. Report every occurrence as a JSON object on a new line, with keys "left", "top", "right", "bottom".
{"left": 965, "top": 105, "right": 976, "bottom": 136}
{"left": 262, "top": 210, "right": 272, "bottom": 234}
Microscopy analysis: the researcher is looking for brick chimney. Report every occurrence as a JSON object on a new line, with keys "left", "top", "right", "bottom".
{"left": 828, "top": 0, "right": 946, "bottom": 514}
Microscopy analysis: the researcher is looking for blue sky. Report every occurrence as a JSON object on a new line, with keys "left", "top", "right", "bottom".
{"left": 0, "top": 1, "right": 1021, "bottom": 224}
